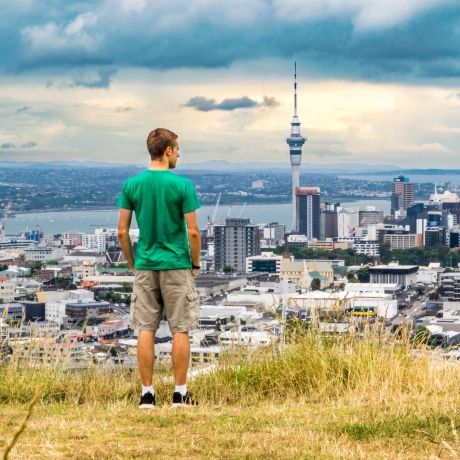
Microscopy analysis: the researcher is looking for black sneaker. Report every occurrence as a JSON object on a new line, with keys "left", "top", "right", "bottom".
{"left": 139, "top": 392, "right": 156, "bottom": 409}
{"left": 172, "top": 391, "right": 198, "bottom": 407}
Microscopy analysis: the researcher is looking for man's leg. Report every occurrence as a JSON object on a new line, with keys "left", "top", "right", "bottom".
{"left": 171, "top": 331, "right": 190, "bottom": 385}
{"left": 137, "top": 330, "right": 155, "bottom": 386}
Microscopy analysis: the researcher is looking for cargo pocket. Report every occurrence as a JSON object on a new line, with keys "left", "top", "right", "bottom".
{"left": 185, "top": 291, "right": 200, "bottom": 329}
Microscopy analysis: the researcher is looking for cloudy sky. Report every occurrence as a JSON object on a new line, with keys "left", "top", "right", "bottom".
{"left": 0, "top": 0, "right": 459, "bottom": 168}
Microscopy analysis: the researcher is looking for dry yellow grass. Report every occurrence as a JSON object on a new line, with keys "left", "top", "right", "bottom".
{"left": 1, "top": 327, "right": 460, "bottom": 459}
{"left": 1, "top": 395, "right": 459, "bottom": 459}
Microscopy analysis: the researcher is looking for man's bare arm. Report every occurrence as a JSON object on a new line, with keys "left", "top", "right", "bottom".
{"left": 118, "top": 208, "right": 135, "bottom": 271}
{"left": 184, "top": 211, "right": 201, "bottom": 271}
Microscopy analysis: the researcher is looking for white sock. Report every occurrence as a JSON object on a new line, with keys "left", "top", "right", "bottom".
{"left": 175, "top": 384, "right": 187, "bottom": 396}
{"left": 142, "top": 385, "right": 154, "bottom": 396}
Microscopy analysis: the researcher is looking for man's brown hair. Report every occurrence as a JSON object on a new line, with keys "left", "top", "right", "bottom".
{"left": 146, "top": 128, "right": 178, "bottom": 160}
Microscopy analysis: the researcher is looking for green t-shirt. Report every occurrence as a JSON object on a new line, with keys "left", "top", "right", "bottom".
{"left": 117, "top": 170, "right": 200, "bottom": 270}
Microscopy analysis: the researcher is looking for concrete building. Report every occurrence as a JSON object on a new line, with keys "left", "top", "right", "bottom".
{"left": 289, "top": 286, "right": 397, "bottom": 319}
{"left": 391, "top": 175, "right": 414, "bottom": 216}
{"left": 279, "top": 258, "right": 334, "bottom": 289}
{"left": 262, "top": 222, "right": 286, "bottom": 247}
{"left": 383, "top": 232, "right": 420, "bottom": 250}
{"left": 320, "top": 202, "right": 340, "bottom": 239}
{"left": 296, "top": 187, "right": 320, "bottom": 240}
{"left": 417, "top": 263, "right": 444, "bottom": 285}
{"left": 24, "top": 246, "right": 65, "bottom": 262}
{"left": 439, "top": 272, "right": 460, "bottom": 301}
{"left": 246, "top": 252, "right": 283, "bottom": 273}
{"left": 307, "top": 239, "right": 352, "bottom": 251}
{"left": 82, "top": 233, "right": 107, "bottom": 253}
{"left": 337, "top": 208, "right": 359, "bottom": 238}
{"left": 341, "top": 239, "right": 380, "bottom": 257}
{"left": 359, "top": 207, "right": 384, "bottom": 226}
{"left": 0, "top": 277, "right": 15, "bottom": 303}
{"left": 368, "top": 263, "right": 418, "bottom": 287}
{"left": 81, "top": 275, "right": 135, "bottom": 289}
{"left": 213, "top": 218, "right": 260, "bottom": 272}
{"left": 72, "top": 262, "right": 96, "bottom": 282}
{"left": 286, "top": 234, "right": 308, "bottom": 249}
{"left": 0, "top": 303, "right": 24, "bottom": 323}
{"left": 63, "top": 249, "right": 106, "bottom": 265}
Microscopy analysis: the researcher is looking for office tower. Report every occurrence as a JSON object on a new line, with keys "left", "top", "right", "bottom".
{"left": 296, "top": 187, "right": 320, "bottom": 240}
{"left": 286, "top": 62, "right": 306, "bottom": 232}
{"left": 359, "top": 207, "right": 384, "bottom": 226}
{"left": 391, "top": 175, "right": 414, "bottom": 216}
{"left": 213, "top": 218, "right": 260, "bottom": 272}
{"left": 262, "top": 222, "right": 286, "bottom": 246}
{"left": 320, "top": 202, "right": 340, "bottom": 239}
{"left": 337, "top": 208, "right": 359, "bottom": 238}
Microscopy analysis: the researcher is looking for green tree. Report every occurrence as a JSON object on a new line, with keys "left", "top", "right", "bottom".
{"left": 356, "top": 267, "right": 370, "bottom": 283}
{"left": 30, "top": 261, "right": 43, "bottom": 271}
{"left": 310, "top": 278, "right": 321, "bottom": 291}
{"left": 379, "top": 242, "right": 392, "bottom": 264}
{"left": 410, "top": 326, "right": 434, "bottom": 347}
{"left": 223, "top": 264, "right": 234, "bottom": 273}
{"left": 415, "top": 285, "right": 426, "bottom": 296}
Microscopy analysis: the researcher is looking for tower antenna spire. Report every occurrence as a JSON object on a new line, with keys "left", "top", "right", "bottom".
{"left": 294, "top": 61, "right": 297, "bottom": 116}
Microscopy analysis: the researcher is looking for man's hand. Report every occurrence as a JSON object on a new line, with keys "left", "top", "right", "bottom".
{"left": 191, "top": 267, "right": 199, "bottom": 277}
{"left": 118, "top": 209, "right": 135, "bottom": 271}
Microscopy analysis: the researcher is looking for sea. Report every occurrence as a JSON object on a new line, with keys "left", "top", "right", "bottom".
{"left": 5, "top": 199, "right": 390, "bottom": 236}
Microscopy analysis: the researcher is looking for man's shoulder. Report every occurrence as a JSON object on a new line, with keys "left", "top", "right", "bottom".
{"left": 169, "top": 173, "right": 194, "bottom": 186}
{"left": 123, "top": 171, "right": 146, "bottom": 183}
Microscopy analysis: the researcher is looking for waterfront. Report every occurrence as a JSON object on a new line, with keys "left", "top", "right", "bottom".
{"left": 340, "top": 174, "right": 460, "bottom": 187}
{"left": 5, "top": 199, "right": 391, "bottom": 235}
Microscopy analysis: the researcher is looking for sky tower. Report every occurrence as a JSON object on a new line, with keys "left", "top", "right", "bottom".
{"left": 286, "top": 62, "right": 306, "bottom": 232}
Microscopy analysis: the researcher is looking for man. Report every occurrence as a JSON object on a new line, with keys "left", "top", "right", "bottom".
{"left": 117, "top": 128, "right": 201, "bottom": 408}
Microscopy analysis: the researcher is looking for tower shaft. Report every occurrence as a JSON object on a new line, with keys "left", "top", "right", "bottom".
{"left": 286, "top": 62, "right": 306, "bottom": 232}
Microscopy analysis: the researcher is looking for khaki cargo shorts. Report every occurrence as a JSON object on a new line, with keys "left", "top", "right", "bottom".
{"left": 130, "top": 269, "right": 200, "bottom": 333}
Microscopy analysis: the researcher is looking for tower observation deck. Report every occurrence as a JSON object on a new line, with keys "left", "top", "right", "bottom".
{"left": 286, "top": 62, "right": 306, "bottom": 232}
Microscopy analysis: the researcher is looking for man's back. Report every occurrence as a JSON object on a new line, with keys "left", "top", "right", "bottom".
{"left": 118, "top": 170, "right": 200, "bottom": 270}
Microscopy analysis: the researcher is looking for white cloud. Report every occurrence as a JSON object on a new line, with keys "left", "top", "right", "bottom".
{"left": 21, "top": 12, "right": 99, "bottom": 54}
{"left": 273, "top": 0, "right": 456, "bottom": 31}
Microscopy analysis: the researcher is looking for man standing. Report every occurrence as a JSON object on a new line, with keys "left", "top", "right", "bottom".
{"left": 117, "top": 128, "right": 201, "bottom": 408}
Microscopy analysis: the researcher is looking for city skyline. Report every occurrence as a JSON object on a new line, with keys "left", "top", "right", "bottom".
{"left": 0, "top": 1, "right": 459, "bottom": 167}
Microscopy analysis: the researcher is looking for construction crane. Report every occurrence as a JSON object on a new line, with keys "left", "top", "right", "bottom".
{"left": 206, "top": 192, "right": 221, "bottom": 237}
{"left": 237, "top": 202, "right": 247, "bottom": 218}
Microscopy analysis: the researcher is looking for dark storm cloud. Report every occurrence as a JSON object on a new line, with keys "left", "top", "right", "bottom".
{"left": 21, "top": 142, "right": 37, "bottom": 148}
{"left": 185, "top": 95, "right": 279, "bottom": 111}
{"left": 71, "top": 69, "right": 117, "bottom": 88}
{"left": 261, "top": 96, "right": 279, "bottom": 108}
{"left": 15, "top": 106, "right": 31, "bottom": 114}
{"left": 185, "top": 96, "right": 257, "bottom": 111}
{"left": 0, "top": 1, "right": 459, "bottom": 83}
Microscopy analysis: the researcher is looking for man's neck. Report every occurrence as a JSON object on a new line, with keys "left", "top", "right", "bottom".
{"left": 149, "top": 160, "right": 169, "bottom": 170}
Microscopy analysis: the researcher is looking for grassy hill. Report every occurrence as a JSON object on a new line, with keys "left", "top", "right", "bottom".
{"left": 1, "top": 328, "right": 460, "bottom": 459}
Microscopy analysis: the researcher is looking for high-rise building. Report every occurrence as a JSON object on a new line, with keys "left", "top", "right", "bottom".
{"left": 391, "top": 175, "right": 414, "bottom": 216}
{"left": 296, "top": 187, "right": 320, "bottom": 240}
{"left": 359, "top": 207, "right": 384, "bottom": 226}
{"left": 213, "top": 218, "right": 260, "bottom": 272}
{"left": 337, "top": 208, "right": 359, "bottom": 238}
{"left": 262, "top": 222, "right": 286, "bottom": 246}
{"left": 320, "top": 202, "right": 340, "bottom": 239}
{"left": 286, "top": 63, "right": 306, "bottom": 232}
